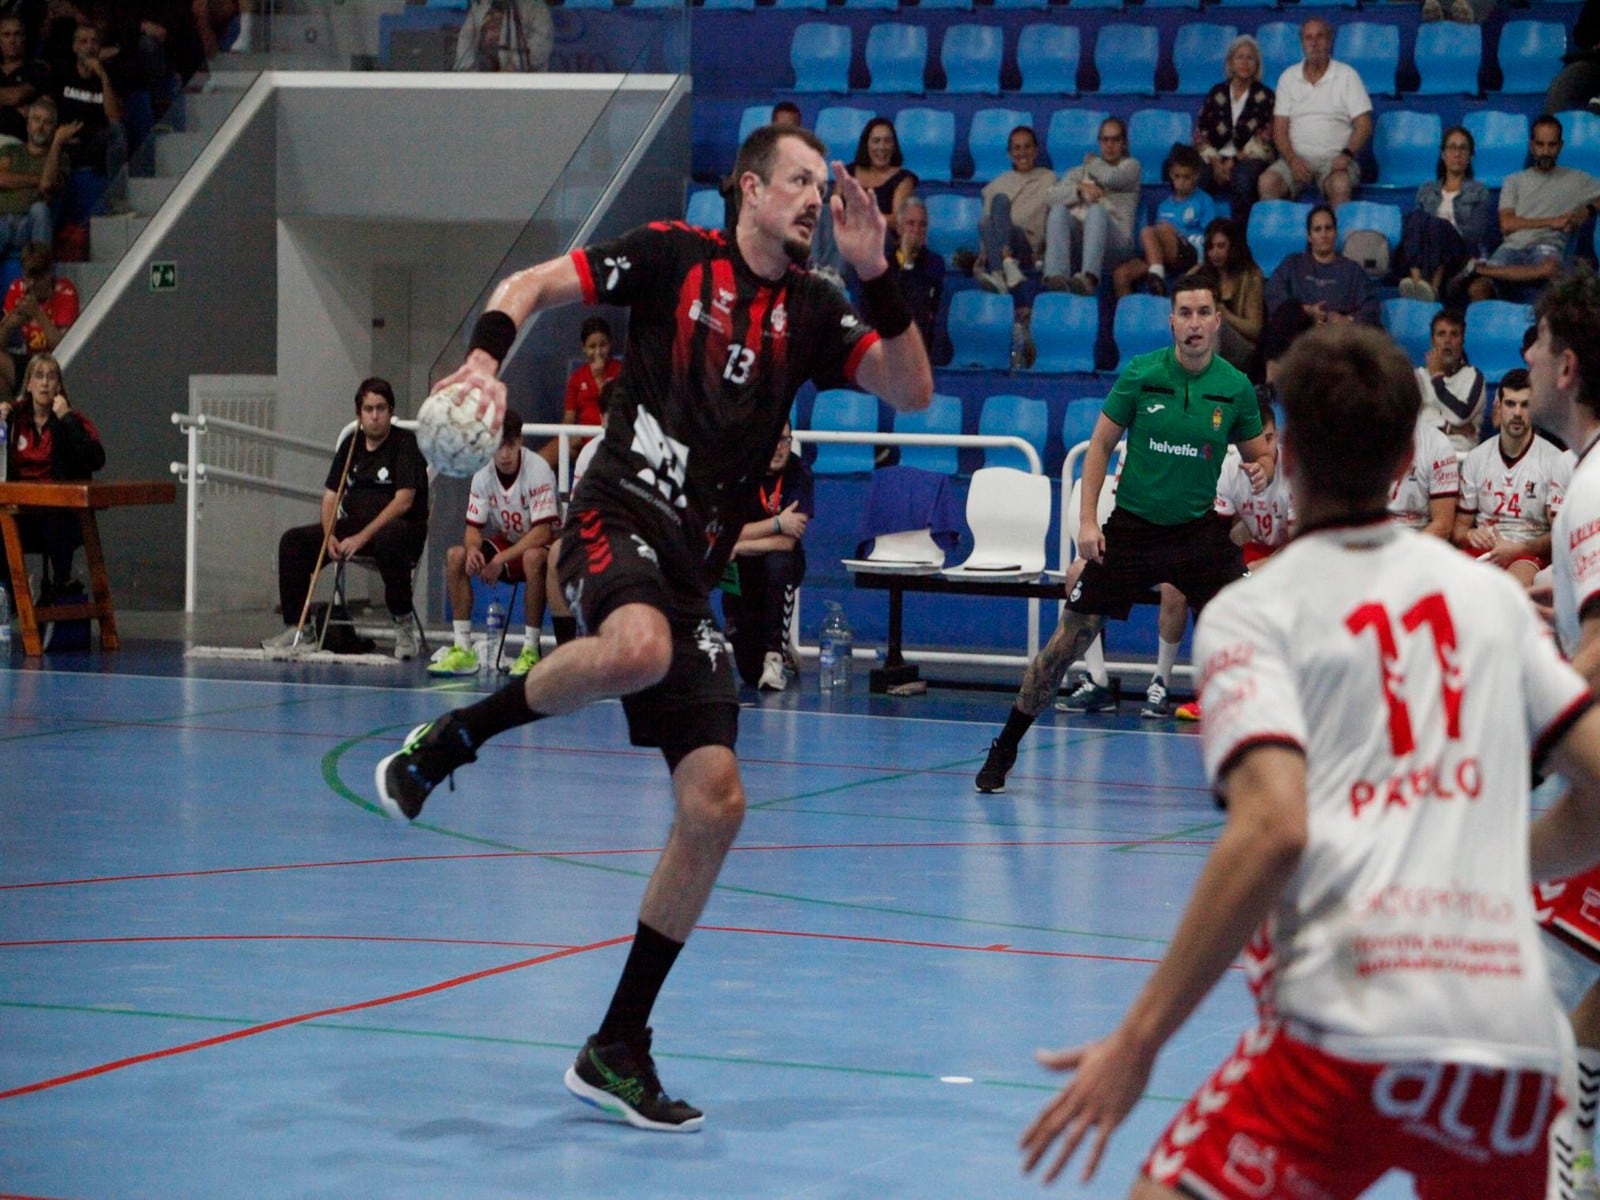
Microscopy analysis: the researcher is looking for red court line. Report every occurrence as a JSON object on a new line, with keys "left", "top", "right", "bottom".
{"left": 0, "top": 838, "right": 1213, "bottom": 892}
{"left": 699, "top": 924, "right": 1201, "bottom": 968}
{"left": 1, "top": 934, "right": 575, "bottom": 950}
{"left": 0, "top": 935, "right": 631, "bottom": 1102}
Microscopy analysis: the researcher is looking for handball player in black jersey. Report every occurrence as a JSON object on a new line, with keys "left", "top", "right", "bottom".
{"left": 373, "top": 125, "right": 932, "bottom": 1131}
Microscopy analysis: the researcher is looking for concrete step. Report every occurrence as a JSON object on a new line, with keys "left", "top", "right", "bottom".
{"left": 89, "top": 213, "right": 150, "bottom": 263}
{"left": 57, "top": 260, "right": 113, "bottom": 307}
{"left": 127, "top": 176, "right": 176, "bottom": 215}
{"left": 154, "top": 130, "right": 207, "bottom": 178}
{"left": 178, "top": 90, "right": 240, "bottom": 136}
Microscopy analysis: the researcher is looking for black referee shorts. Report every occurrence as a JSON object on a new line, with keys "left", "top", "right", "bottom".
{"left": 1068, "top": 508, "right": 1246, "bottom": 621}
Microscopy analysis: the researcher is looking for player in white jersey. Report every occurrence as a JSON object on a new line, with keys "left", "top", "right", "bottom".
{"left": 1455, "top": 368, "right": 1570, "bottom": 588}
{"left": 1387, "top": 415, "right": 1460, "bottom": 537}
{"left": 430, "top": 409, "right": 560, "bottom": 677}
{"left": 1531, "top": 269, "right": 1600, "bottom": 1200}
{"left": 1214, "top": 405, "right": 1294, "bottom": 566}
{"left": 1022, "top": 323, "right": 1600, "bottom": 1199}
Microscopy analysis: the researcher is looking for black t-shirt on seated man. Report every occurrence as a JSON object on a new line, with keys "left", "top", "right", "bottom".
{"left": 325, "top": 426, "right": 430, "bottom": 532}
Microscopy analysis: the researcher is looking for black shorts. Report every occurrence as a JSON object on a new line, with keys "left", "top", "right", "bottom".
{"left": 1068, "top": 508, "right": 1245, "bottom": 620}
{"left": 556, "top": 502, "right": 738, "bottom": 762}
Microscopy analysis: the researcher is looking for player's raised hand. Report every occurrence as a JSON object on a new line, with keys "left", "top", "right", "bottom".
{"left": 435, "top": 352, "right": 508, "bottom": 430}
{"left": 829, "top": 161, "right": 889, "bottom": 279}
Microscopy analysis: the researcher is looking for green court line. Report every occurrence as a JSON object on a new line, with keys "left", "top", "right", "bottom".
{"left": 0, "top": 999, "right": 1186, "bottom": 1104}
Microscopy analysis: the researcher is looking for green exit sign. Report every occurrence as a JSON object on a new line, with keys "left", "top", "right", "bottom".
{"left": 149, "top": 261, "right": 177, "bottom": 292}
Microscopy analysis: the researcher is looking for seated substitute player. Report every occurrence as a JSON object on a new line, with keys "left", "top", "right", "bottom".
{"left": 1387, "top": 413, "right": 1459, "bottom": 539}
{"left": 429, "top": 409, "right": 559, "bottom": 677}
{"left": 1453, "top": 368, "right": 1569, "bottom": 589}
{"left": 1021, "top": 321, "right": 1600, "bottom": 1200}
{"left": 372, "top": 124, "right": 932, "bottom": 1131}
{"left": 976, "top": 272, "right": 1274, "bottom": 793}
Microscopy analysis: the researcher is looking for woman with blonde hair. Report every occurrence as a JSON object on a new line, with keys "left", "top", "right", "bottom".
{"left": 1193, "top": 34, "right": 1276, "bottom": 223}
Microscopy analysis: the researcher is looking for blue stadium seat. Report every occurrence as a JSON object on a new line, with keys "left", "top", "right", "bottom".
{"left": 809, "top": 389, "right": 879, "bottom": 475}
{"left": 866, "top": 23, "right": 928, "bottom": 94}
{"left": 1215, "top": 0, "right": 1272, "bottom": 7}
{"left": 1256, "top": 22, "right": 1300, "bottom": 89}
{"left": 1128, "top": 109, "right": 1193, "bottom": 185}
{"left": 1466, "top": 301, "right": 1537, "bottom": 384}
{"left": 947, "top": 291, "right": 1015, "bottom": 369}
{"left": 993, "top": 0, "right": 1047, "bottom": 9}
{"left": 1372, "top": 110, "right": 1441, "bottom": 190}
{"left": 1062, "top": 397, "right": 1105, "bottom": 468}
{"left": 700, "top": 0, "right": 755, "bottom": 11}
{"left": 968, "top": 107, "right": 1034, "bottom": 181}
{"left": 1413, "top": 22, "right": 1481, "bottom": 96}
{"left": 941, "top": 23, "right": 1003, "bottom": 95}
{"left": 840, "top": 0, "right": 897, "bottom": 9}
{"left": 1173, "top": 24, "right": 1238, "bottom": 97}
{"left": 814, "top": 106, "right": 873, "bottom": 162}
{"left": 1382, "top": 298, "right": 1442, "bottom": 366}
{"left": 1145, "top": 0, "right": 1200, "bottom": 8}
{"left": 1027, "top": 294, "right": 1098, "bottom": 373}
{"left": 894, "top": 107, "right": 957, "bottom": 183}
{"left": 791, "top": 24, "right": 851, "bottom": 93}
{"left": 1093, "top": 24, "right": 1159, "bottom": 96}
{"left": 738, "top": 104, "right": 774, "bottom": 146}
{"left": 773, "top": 0, "right": 829, "bottom": 9}
{"left": 1248, "top": 199, "right": 1312, "bottom": 275}
{"left": 924, "top": 192, "right": 982, "bottom": 259}
{"left": 1336, "top": 200, "right": 1402, "bottom": 254}
{"left": 1559, "top": 110, "right": 1600, "bottom": 177}
{"left": 685, "top": 188, "right": 724, "bottom": 229}
{"left": 979, "top": 395, "right": 1050, "bottom": 472}
{"left": 1497, "top": 20, "right": 1566, "bottom": 95}
{"left": 1017, "top": 24, "right": 1079, "bottom": 96}
{"left": 1113, "top": 295, "right": 1171, "bottom": 370}
{"left": 1069, "top": 0, "right": 1121, "bottom": 8}
{"left": 1335, "top": 22, "right": 1399, "bottom": 97}
{"left": 1047, "top": 108, "right": 1110, "bottom": 173}
{"left": 1463, "top": 110, "right": 1528, "bottom": 187}
{"left": 894, "top": 394, "right": 963, "bottom": 475}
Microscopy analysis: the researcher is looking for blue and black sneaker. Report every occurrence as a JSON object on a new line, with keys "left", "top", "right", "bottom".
{"left": 564, "top": 1029, "right": 704, "bottom": 1133}
{"left": 373, "top": 713, "right": 476, "bottom": 821}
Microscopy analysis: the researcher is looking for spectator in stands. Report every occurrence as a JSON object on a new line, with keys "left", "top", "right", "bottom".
{"left": 1545, "top": 0, "right": 1600, "bottom": 114}
{"left": 0, "top": 240, "right": 78, "bottom": 393}
{"left": 723, "top": 422, "right": 812, "bottom": 693}
{"left": 1258, "top": 17, "right": 1372, "bottom": 208}
{"left": 453, "top": 0, "right": 552, "bottom": 73}
{"left": 49, "top": 21, "right": 125, "bottom": 184}
{"left": 848, "top": 117, "right": 915, "bottom": 242}
{"left": 1466, "top": 115, "right": 1600, "bottom": 304}
{"left": 1193, "top": 33, "right": 1275, "bottom": 225}
{"left": 0, "top": 97, "right": 74, "bottom": 259}
{"left": 264, "top": 378, "right": 430, "bottom": 661}
{"left": 1415, "top": 308, "right": 1485, "bottom": 452}
{"left": 0, "top": 352, "right": 103, "bottom": 598}
{"left": 890, "top": 195, "right": 943, "bottom": 351}
{"left": 0, "top": 14, "right": 48, "bottom": 142}
{"left": 1420, "top": 0, "right": 1477, "bottom": 22}
{"left": 1453, "top": 368, "right": 1569, "bottom": 586}
{"left": 771, "top": 101, "right": 802, "bottom": 129}
{"left": 1042, "top": 115, "right": 1140, "bottom": 297}
{"left": 1202, "top": 218, "right": 1265, "bottom": 376}
{"left": 542, "top": 315, "right": 619, "bottom": 472}
{"left": 1113, "top": 145, "right": 1214, "bottom": 300}
{"left": 129, "top": 2, "right": 211, "bottom": 112}
{"left": 1387, "top": 412, "right": 1459, "bottom": 539}
{"left": 1257, "top": 204, "right": 1379, "bottom": 377}
{"left": 973, "top": 124, "right": 1052, "bottom": 296}
{"left": 1398, "top": 125, "right": 1490, "bottom": 305}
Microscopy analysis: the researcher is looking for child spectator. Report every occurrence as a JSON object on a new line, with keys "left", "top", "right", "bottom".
{"left": 1113, "top": 144, "right": 1216, "bottom": 298}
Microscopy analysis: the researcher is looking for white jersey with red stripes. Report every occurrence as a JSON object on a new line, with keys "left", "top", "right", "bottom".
{"left": 1457, "top": 434, "right": 1570, "bottom": 545}
{"left": 1196, "top": 519, "right": 1589, "bottom": 1073}
{"left": 1214, "top": 451, "right": 1295, "bottom": 549}
{"left": 1387, "top": 419, "right": 1460, "bottom": 530}
{"left": 465, "top": 448, "right": 559, "bottom": 542}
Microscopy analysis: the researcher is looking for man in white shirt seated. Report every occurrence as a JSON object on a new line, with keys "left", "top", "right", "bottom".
{"left": 1258, "top": 17, "right": 1373, "bottom": 207}
{"left": 1387, "top": 414, "right": 1460, "bottom": 538}
{"left": 1453, "top": 368, "right": 1570, "bottom": 587}
{"left": 1416, "top": 308, "right": 1487, "bottom": 452}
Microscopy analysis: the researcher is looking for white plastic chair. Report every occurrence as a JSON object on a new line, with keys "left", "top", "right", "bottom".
{"left": 941, "top": 467, "right": 1051, "bottom": 580}
{"left": 841, "top": 528, "right": 945, "bottom": 574}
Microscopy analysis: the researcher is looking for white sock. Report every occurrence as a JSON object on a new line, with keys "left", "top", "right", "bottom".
{"left": 524, "top": 627, "right": 539, "bottom": 653}
{"left": 1085, "top": 636, "right": 1110, "bottom": 688}
{"left": 453, "top": 619, "right": 472, "bottom": 650}
{"left": 1156, "top": 637, "right": 1180, "bottom": 685}
{"left": 1149, "top": 263, "right": 1166, "bottom": 279}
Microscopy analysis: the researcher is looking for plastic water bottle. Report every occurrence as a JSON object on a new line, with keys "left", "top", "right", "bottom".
{"left": 818, "top": 601, "right": 852, "bottom": 694}
{"left": 1010, "top": 321, "right": 1028, "bottom": 372}
{"left": 485, "top": 599, "right": 505, "bottom": 670}
{"left": 0, "top": 584, "right": 11, "bottom": 651}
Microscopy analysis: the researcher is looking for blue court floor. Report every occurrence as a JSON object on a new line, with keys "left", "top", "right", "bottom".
{"left": 1, "top": 637, "right": 1421, "bottom": 1199}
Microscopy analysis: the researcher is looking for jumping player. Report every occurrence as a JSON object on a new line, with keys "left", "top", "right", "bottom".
{"left": 1020, "top": 322, "right": 1600, "bottom": 1198}
{"left": 372, "top": 125, "right": 932, "bottom": 1131}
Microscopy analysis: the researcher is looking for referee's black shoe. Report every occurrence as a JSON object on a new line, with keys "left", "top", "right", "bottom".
{"left": 564, "top": 1029, "right": 705, "bottom": 1133}
{"left": 975, "top": 738, "right": 1017, "bottom": 793}
{"left": 374, "top": 713, "right": 476, "bottom": 820}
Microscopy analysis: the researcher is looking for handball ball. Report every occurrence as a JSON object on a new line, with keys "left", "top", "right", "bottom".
{"left": 416, "top": 382, "right": 499, "bottom": 478}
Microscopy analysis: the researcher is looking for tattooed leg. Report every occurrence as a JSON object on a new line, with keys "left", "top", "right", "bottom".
{"left": 1017, "top": 611, "right": 1106, "bottom": 716}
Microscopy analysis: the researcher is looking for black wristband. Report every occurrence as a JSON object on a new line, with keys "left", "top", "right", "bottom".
{"left": 468, "top": 310, "right": 517, "bottom": 363}
{"left": 858, "top": 269, "right": 913, "bottom": 340}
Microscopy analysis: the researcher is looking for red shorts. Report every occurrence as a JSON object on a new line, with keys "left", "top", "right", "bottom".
{"left": 1537, "top": 864, "right": 1600, "bottom": 963}
{"left": 1241, "top": 542, "right": 1282, "bottom": 568}
{"left": 484, "top": 534, "right": 528, "bottom": 583}
{"left": 1142, "top": 1024, "right": 1558, "bottom": 1200}
{"left": 1456, "top": 541, "right": 1549, "bottom": 572}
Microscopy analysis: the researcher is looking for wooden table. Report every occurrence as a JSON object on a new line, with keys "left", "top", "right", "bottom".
{"left": 0, "top": 480, "right": 177, "bottom": 656}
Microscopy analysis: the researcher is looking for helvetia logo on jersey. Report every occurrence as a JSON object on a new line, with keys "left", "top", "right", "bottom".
{"left": 1149, "top": 436, "right": 1201, "bottom": 458}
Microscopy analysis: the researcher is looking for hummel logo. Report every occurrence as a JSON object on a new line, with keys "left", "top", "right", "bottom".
{"left": 1146, "top": 403, "right": 1166, "bottom": 413}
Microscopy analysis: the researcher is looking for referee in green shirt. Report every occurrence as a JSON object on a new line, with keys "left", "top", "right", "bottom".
{"left": 977, "top": 273, "right": 1277, "bottom": 792}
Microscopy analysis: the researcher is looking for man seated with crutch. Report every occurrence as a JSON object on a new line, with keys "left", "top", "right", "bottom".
{"left": 263, "top": 377, "right": 430, "bottom": 659}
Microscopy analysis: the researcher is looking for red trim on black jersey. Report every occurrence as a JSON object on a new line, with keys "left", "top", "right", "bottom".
{"left": 675, "top": 262, "right": 706, "bottom": 394}
{"left": 572, "top": 250, "right": 597, "bottom": 305}
{"left": 843, "top": 329, "right": 880, "bottom": 385}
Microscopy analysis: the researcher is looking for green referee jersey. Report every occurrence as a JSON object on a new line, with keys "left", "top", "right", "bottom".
{"left": 1101, "top": 347, "right": 1262, "bottom": 525}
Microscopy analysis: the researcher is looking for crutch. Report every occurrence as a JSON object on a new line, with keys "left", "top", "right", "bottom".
{"left": 285, "top": 429, "right": 360, "bottom": 655}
